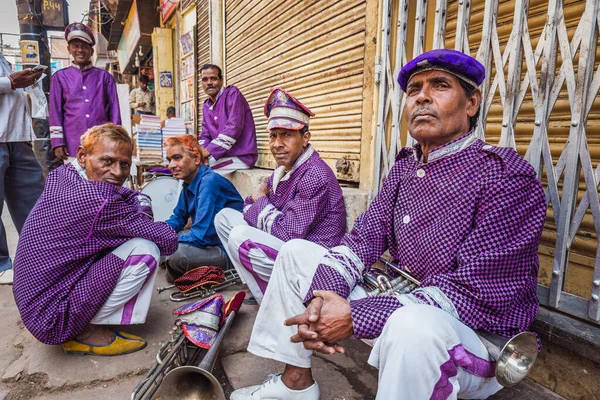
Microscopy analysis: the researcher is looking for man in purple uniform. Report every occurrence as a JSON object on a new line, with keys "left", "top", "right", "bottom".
{"left": 50, "top": 23, "right": 121, "bottom": 161}
{"left": 215, "top": 88, "right": 346, "bottom": 304}
{"left": 13, "top": 123, "right": 178, "bottom": 356}
{"left": 199, "top": 64, "right": 257, "bottom": 174}
{"left": 231, "top": 50, "right": 547, "bottom": 400}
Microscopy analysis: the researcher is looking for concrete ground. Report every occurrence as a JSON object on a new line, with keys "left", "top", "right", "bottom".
{"left": 0, "top": 207, "right": 565, "bottom": 400}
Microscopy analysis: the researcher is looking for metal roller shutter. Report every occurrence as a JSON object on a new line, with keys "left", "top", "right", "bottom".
{"left": 224, "top": 0, "right": 368, "bottom": 181}
{"left": 196, "top": 0, "right": 210, "bottom": 135}
{"left": 446, "top": 0, "right": 600, "bottom": 303}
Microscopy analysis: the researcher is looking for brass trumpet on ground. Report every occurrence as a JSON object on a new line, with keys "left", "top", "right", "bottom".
{"left": 157, "top": 269, "right": 242, "bottom": 302}
{"left": 365, "top": 258, "right": 539, "bottom": 387}
{"left": 131, "top": 292, "right": 245, "bottom": 400}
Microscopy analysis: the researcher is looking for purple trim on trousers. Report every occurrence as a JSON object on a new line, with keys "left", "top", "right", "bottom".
{"left": 212, "top": 159, "right": 234, "bottom": 170}
{"left": 238, "top": 239, "right": 279, "bottom": 294}
{"left": 120, "top": 254, "right": 158, "bottom": 324}
{"left": 431, "top": 344, "right": 496, "bottom": 400}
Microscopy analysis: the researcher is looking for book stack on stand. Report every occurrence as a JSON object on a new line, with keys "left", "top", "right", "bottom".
{"left": 136, "top": 115, "right": 163, "bottom": 164}
{"left": 162, "top": 117, "right": 187, "bottom": 160}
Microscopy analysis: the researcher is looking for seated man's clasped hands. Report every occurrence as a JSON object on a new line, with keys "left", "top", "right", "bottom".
{"left": 13, "top": 123, "right": 178, "bottom": 356}
{"left": 230, "top": 50, "right": 547, "bottom": 400}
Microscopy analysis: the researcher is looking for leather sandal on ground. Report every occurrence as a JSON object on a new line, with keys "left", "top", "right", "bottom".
{"left": 63, "top": 331, "right": 147, "bottom": 356}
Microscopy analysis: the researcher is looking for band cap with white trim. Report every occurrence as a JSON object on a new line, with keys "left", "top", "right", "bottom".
{"left": 264, "top": 88, "right": 314, "bottom": 131}
{"left": 64, "top": 22, "right": 95, "bottom": 46}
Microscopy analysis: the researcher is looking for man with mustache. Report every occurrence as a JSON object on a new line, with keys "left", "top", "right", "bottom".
{"left": 13, "top": 123, "right": 178, "bottom": 356}
{"left": 50, "top": 23, "right": 121, "bottom": 162}
{"left": 163, "top": 134, "right": 243, "bottom": 282}
{"left": 214, "top": 88, "right": 346, "bottom": 305}
{"left": 230, "top": 50, "right": 547, "bottom": 400}
{"left": 199, "top": 64, "right": 257, "bottom": 175}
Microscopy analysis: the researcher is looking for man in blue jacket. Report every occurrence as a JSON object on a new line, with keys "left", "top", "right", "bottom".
{"left": 164, "top": 134, "right": 243, "bottom": 282}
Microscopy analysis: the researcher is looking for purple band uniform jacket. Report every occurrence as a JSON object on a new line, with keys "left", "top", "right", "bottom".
{"left": 200, "top": 86, "right": 257, "bottom": 167}
{"left": 305, "top": 133, "right": 547, "bottom": 340}
{"left": 13, "top": 164, "right": 178, "bottom": 345}
{"left": 243, "top": 145, "right": 346, "bottom": 248}
{"left": 49, "top": 66, "right": 122, "bottom": 155}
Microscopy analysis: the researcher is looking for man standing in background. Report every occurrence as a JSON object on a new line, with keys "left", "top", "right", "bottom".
{"left": 129, "top": 75, "right": 155, "bottom": 115}
{"left": 0, "top": 53, "right": 44, "bottom": 285}
{"left": 50, "top": 22, "right": 121, "bottom": 161}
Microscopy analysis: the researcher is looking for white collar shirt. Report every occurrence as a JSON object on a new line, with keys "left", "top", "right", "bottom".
{"left": 0, "top": 53, "right": 33, "bottom": 142}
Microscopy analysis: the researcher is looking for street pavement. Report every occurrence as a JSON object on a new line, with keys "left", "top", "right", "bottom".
{"left": 0, "top": 206, "right": 563, "bottom": 400}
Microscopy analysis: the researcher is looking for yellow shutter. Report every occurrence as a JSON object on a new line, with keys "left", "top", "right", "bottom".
{"left": 196, "top": 0, "right": 210, "bottom": 134}
{"left": 224, "top": 0, "right": 369, "bottom": 181}
{"left": 446, "top": 0, "right": 600, "bottom": 300}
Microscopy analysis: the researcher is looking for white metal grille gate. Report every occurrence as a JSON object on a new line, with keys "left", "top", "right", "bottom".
{"left": 374, "top": 0, "right": 600, "bottom": 324}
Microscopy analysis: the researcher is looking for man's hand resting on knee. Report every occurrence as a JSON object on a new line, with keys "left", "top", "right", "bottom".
{"left": 285, "top": 290, "right": 353, "bottom": 355}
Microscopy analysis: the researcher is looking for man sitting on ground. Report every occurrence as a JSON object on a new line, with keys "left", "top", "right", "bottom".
{"left": 230, "top": 50, "right": 547, "bottom": 400}
{"left": 163, "top": 134, "right": 243, "bottom": 282}
{"left": 215, "top": 88, "right": 346, "bottom": 304}
{"left": 13, "top": 123, "right": 178, "bottom": 356}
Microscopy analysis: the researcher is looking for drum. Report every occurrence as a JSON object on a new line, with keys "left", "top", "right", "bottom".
{"left": 140, "top": 176, "right": 182, "bottom": 222}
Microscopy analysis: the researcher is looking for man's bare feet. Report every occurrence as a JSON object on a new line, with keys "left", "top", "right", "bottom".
{"left": 281, "top": 364, "right": 315, "bottom": 391}
{"left": 76, "top": 325, "right": 115, "bottom": 345}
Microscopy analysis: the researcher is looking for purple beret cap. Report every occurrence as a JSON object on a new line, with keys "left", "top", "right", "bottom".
{"left": 398, "top": 49, "right": 485, "bottom": 92}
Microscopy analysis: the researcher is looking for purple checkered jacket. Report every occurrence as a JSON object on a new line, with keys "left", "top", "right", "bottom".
{"left": 243, "top": 145, "right": 346, "bottom": 248}
{"left": 12, "top": 164, "right": 178, "bottom": 345}
{"left": 305, "top": 132, "right": 547, "bottom": 340}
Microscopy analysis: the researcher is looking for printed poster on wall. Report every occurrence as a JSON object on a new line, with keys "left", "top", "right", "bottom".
{"left": 20, "top": 40, "right": 40, "bottom": 65}
{"left": 179, "top": 31, "right": 194, "bottom": 57}
{"left": 160, "top": 71, "right": 173, "bottom": 87}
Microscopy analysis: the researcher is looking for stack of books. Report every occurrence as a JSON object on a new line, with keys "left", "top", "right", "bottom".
{"left": 162, "top": 117, "right": 187, "bottom": 160}
{"left": 136, "top": 115, "right": 163, "bottom": 164}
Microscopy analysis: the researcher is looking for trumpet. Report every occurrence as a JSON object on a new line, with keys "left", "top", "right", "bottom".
{"left": 157, "top": 269, "right": 242, "bottom": 302}
{"left": 365, "top": 258, "right": 539, "bottom": 387}
{"left": 131, "top": 323, "right": 203, "bottom": 400}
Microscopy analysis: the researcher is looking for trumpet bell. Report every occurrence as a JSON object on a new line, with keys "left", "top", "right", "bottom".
{"left": 153, "top": 365, "right": 225, "bottom": 400}
{"left": 495, "top": 331, "right": 539, "bottom": 387}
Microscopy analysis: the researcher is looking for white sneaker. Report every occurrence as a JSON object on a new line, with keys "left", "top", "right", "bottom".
{"left": 230, "top": 373, "right": 319, "bottom": 400}
{"left": 0, "top": 269, "right": 13, "bottom": 285}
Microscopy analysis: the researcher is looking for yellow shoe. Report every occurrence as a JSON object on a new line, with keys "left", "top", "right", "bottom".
{"left": 63, "top": 331, "right": 147, "bottom": 356}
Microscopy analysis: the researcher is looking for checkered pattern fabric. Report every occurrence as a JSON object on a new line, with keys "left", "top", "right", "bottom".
{"left": 12, "top": 164, "right": 179, "bottom": 345}
{"left": 305, "top": 134, "right": 547, "bottom": 339}
{"left": 243, "top": 147, "right": 346, "bottom": 248}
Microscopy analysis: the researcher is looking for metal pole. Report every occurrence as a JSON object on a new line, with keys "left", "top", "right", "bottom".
{"left": 15, "top": 0, "right": 63, "bottom": 175}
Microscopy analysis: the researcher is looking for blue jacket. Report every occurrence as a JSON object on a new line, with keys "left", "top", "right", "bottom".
{"left": 166, "top": 165, "right": 243, "bottom": 248}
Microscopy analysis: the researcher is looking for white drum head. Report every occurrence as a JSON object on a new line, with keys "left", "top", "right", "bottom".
{"left": 141, "top": 176, "right": 182, "bottom": 222}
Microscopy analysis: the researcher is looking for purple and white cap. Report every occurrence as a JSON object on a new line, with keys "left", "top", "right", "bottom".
{"left": 264, "top": 88, "right": 315, "bottom": 131}
{"left": 64, "top": 22, "right": 95, "bottom": 46}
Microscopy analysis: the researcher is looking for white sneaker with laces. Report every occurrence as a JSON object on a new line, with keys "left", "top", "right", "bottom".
{"left": 0, "top": 269, "right": 13, "bottom": 285}
{"left": 230, "top": 373, "right": 319, "bottom": 400}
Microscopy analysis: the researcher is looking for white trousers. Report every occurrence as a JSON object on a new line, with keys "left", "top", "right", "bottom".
{"left": 209, "top": 156, "right": 251, "bottom": 176}
{"left": 247, "top": 239, "right": 503, "bottom": 400}
{"left": 90, "top": 238, "right": 160, "bottom": 325}
{"left": 214, "top": 208, "right": 284, "bottom": 304}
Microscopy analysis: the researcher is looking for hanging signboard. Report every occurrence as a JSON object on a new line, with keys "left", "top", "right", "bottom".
{"left": 42, "top": 0, "right": 69, "bottom": 30}
{"left": 161, "top": 0, "right": 179, "bottom": 23}
{"left": 117, "top": 0, "right": 141, "bottom": 73}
